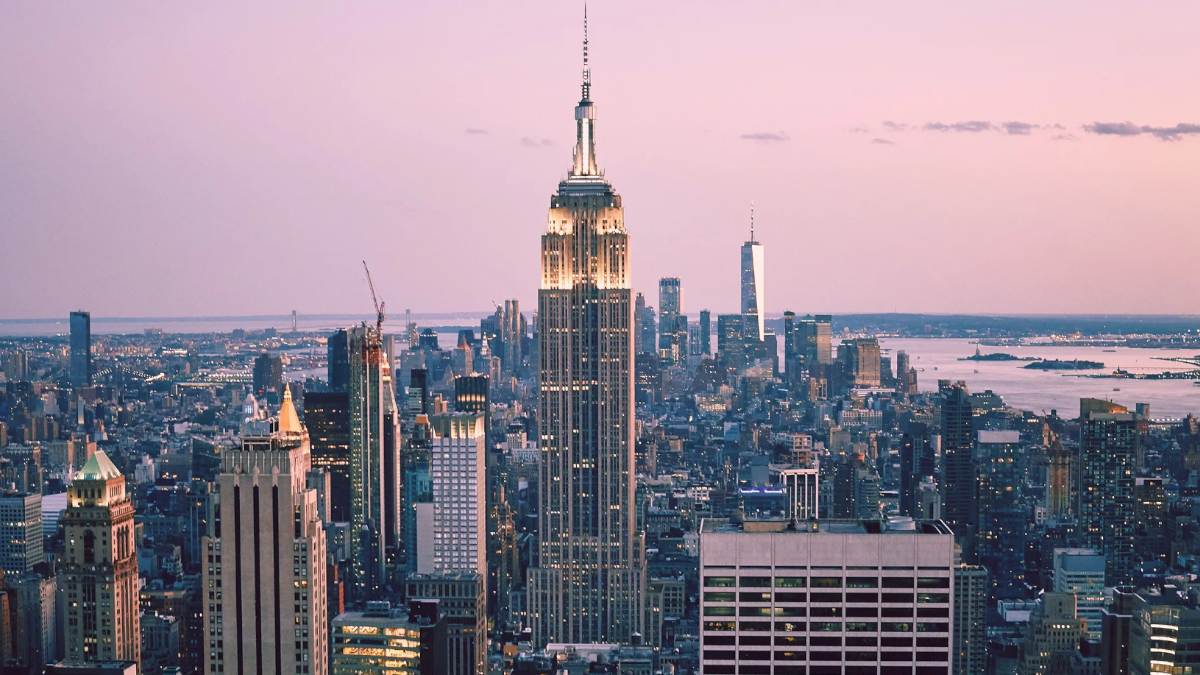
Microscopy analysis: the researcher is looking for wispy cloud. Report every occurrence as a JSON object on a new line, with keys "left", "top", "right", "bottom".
{"left": 1001, "top": 121, "right": 1037, "bottom": 135}
{"left": 1084, "top": 121, "right": 1200, "bottom": 141}
{"left": 849, "top": 126, "right": 871, "bottom": 134}
{"left": 464, "top": 127, "right": 488, "bottom": 135}
{"left": 740, "top": 131, "right": 790, "bottom": 143}
{"left": 924, "top": 120, "right": 993, "bottom": 133}
{"left": 871, "top": 137, "right": 895, "bottom": 145}
{"left": 520, "top": 136, "right": 553, "bottom": 148}
{"left": 882, "top": 121, "right": 909, "bottom": 132}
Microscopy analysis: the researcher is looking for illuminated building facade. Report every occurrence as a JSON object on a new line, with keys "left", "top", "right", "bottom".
{"left": 527, "top": 11, "right": 644, "bottom": 646}
{"left": 202, "top": 387, "right": 329, "bottom": 675}
{"left": 61, "top": 451, "right": 140, "bottom": 664}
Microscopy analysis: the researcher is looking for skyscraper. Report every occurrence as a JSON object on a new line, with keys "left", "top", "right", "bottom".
{"left": 252, "top": 351, "right": 284, "bottom": 397}
{"left": 203, "top": 386, "right": 329, "bottom": 675}
{"left": 740, "top": 208, "right": 765, "bottom": 342}
{"left": 698, "top": 308, "right": 711, "bottom": 355}
{"left": 348, "top": 323, "right": 389, "bottom": 596}
{"left": 977, "top": 430, "right": 1026, "bottom": 594}
{"left": 657, "top": 277, "right": 682, "bottom": 361}
{"left": 69, "top": 310, "right": 92, "bottom": 388}
{"left": 61, "top": 451, "right": 140, "bottom": 664}
{"left": 303, "top": 391, "right": 352, "bottom": 522}
{"left": 0, "top": 492, "right": 42, "bottom": 576}
{"left": 327, "top": 328, "right": 350, "bottom": 392}
{"left": 1077, "top": 398, "right": 1138, "bottom": 585}
{"left": 940, "top": 381, "right": 977, "bottom": 558}
{"left": 528, "top": 12, "right": 644, "bottom": 645}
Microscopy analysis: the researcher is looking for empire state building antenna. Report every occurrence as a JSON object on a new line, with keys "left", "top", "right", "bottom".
{"left": 581, "top": 2, "right": 591, "bottom": 101}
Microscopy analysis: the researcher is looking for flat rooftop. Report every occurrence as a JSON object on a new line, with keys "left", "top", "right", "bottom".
{"left": 701, "top": 517, "right": 953, "bottom": 536}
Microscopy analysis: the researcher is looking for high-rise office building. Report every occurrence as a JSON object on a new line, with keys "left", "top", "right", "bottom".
{"left": 303, "top": 391, "right": 351, "bottom": 522}
{"left": 658, "top": 277, "right": 683, "bottom": 361}
{"left": 977, "top": 430, "right": 1026, "bottom": 593}
{"left": 528, "top": 15, "right": 644, "bottom": 645}
{"left": 740, "top": 210, "right": 765, "bottom": 342}
{"left": 202, "top": 386, "right": 329, "bottom": 675}
{"left": 1128, "top": 589, "right": 1200, "bottom": 675}
{"left": 69, "top": 310, "right": 92, "bottom": 388}
{"left": 253, "top": 352, "right": 284, "bottom": 397}
{"left": 331, "top": 600, "right": 446, "bottom": 675}
{"left": 1053, "top": 548, "right": 1105, "bottom": 641}
{"left": 61, "top": 451, "right": 140, "bottom": 664}
{"left": 634, "top": 293, "right": 656, "bottom": 356}
{"left": 327, "top": 328, "right": 350, "bottom": 392}
{"left": 1019, "top": 592, "right": 1085, "bottom": 675}
{"left": 426, "top": 414, "right": 486, "bottom": 575}
{"left": 1046, "top": 434, "right": 1073, "bottom": 518}
{"left": 940, "top": 382, "right": 976, "bottom": 558}
{"left": 700, "top": 518, "right": 955, "bottom": 672}
{"left": 348, "top": 323, "right": 390, "bottom": 597}
{"left": 1077, "top": 398, "right": 1138, "bottom": 585}
{"left": 0, "top": 492, "right": 42, "bottom": 576}
{"left": 839, "top": 337, "right": 882, "bottom": 388}
{"left": 404, "top": 573, "right": 485, "bottom": 675}
{"left": 699, "top": 308, "right": 712, "bottom": 355}
{"left": 954, "top": 564, "right": 988, "bottom": 675}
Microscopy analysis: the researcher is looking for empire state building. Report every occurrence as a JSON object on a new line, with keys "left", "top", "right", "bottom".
{"left": 527, "top": 11, "right": 645, "bottom": 646}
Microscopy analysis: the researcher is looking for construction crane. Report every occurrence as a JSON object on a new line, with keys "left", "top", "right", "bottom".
{"left": 362, "top": 260, "right": 385, "bottom": 337}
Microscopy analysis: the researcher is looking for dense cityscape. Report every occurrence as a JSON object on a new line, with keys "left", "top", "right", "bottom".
{"left": 3, "top": 9, "right": 1200, "bottom": 675}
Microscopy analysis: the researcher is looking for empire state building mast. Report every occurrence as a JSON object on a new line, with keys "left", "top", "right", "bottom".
{"left": 528, "top": 5, "right": 645, "bottom": 646}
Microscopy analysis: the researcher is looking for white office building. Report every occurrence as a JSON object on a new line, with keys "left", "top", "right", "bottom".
{"left": 700, "top": 517, "right": 955, "bottom": 674}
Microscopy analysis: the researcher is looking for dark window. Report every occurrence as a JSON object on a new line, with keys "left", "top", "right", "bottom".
{"left": 847, "top": 592, "right": 879, "bottom": 603}
{"left": 704, "top": 606, "right": 734, "bottom": 616}
{"left": 881, "top": 622, "right": 912, "bottom": 632}
{"left": 739, "top": 606, "right": 772, "bottom": 617}
{"left": 740, "top": 591, "right": 772, "bottom": 603}
{"left": 882, "top": 592, "right": 913, "bottom": 603}
{"left": 847, "top": 576, "right": 879, "bottom": 588}
{"left": 776, "top": 592, "right": 807, "bottom": 603}
{"left": 917, "top": 592, "right": 949, "bottom": 603}
{"left": 882, "top": 577, "right": 914, "bottom": 588}
{"left": 775, "top": 576, "right": 806, "bottom": 588}
{"left": 917, "top": 622, "right": 949, "bottom": 632}
{"left": 917, "top": 636, "right": 948, "bottom": 647}
{"left": 917, "top": 576, "right": 949, "bottom": 588}
{"left": 847, "top": 621, "right": 878, "bottom": 631}
{"left": 811, "top": 576, "right": 842, "bottom": 588}
{"left": 811, "top": 592, "right": 843, "bottom": 603}
{"left": 740, "top": 650, "right": 771, "bottom": 660}
{"left": 740, "top": 576, "right": 771, "bottom": 587}
{"left": 882, "top": 607, "right": 912, "bottom": 617}
{"left": 846, "top": 636, "right": 878, "bottom": 647}
{"left": 847, "top": 606, "right": 879, "bottom": 617}
{"left": 706, "top": 635, "right": 735, "bottom": 645}
{"left": 810, "top": 636, "right": 842, "bottom": 647}
{"left": 916, "top": 607, "right": 949, "bottom": 618}
{"left": 704, "top": 592, "right": 735, "bottom": 602}
{"left": 775, "top": 635, "right": 806, "bottom": 646}
{"left": 810, "top": 606, "right": 842, "bottom": 618}
{"left": 705, "top": 576, "right": 736, "bottom": 587}
{"left": 740, "top": 635, "right": 771, "bottom": 646}
{"left": 811, "top": 622, "right": 842, "bottom": 632}
{"left": 703, "top": 650, "right": 736, "bottom": 661}
{"left": 740, "top": 621, "right": 771, "bottom": 631}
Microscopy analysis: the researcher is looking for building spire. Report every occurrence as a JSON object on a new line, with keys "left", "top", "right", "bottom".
{"left": 750, "top": 202, "right": 756, "bottom": 243}
{"left": 569, "top": 1, "right": 599, "bottom": 178}
{"left": 581, "top": 2, "right": 590, "bottom": 102}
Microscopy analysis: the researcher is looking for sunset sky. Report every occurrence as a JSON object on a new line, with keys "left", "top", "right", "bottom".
{"left": 2, "top": 1, "right": 1198, "bottom": 319}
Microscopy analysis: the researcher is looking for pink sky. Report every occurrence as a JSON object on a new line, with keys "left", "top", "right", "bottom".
{"left": 2, "top": 1, "right": 1198, "bottom": 319}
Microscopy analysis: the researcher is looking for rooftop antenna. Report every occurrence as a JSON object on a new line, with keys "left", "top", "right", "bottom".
{"left": 750, "top": 202, "right": 756, "bottom": 243}
{"left": 581, "top": 2, "right": 591, "bottom": 101}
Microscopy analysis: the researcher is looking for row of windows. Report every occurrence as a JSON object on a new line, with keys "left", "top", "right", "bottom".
{"left": 703, "top": 621, "right": 950, "bottom": 633}
{"left": 704, "top": 665, "right": 950, "bottom": 675}
{"left": 705, "top": 576, "right": 950, "bottom": 589}
{"left": 705, "top": 591, "right": 949, "bottom": 604}
{"left": 703, "top": 649, "right": 949, "bottom": 662}
{"left": 704, "top": 635, "right": 949, "bottom": 648}
{"left": 705, "top": 606, "right": 950, "bottom": 618}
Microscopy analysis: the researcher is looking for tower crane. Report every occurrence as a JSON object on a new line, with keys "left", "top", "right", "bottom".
{"left": 362, "top": 260, "right": 385, "bottom": 338}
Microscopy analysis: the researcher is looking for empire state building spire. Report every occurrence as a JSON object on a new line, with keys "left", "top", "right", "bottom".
{"left": 571, "top": 3, "right": 600, "bottom": 178}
